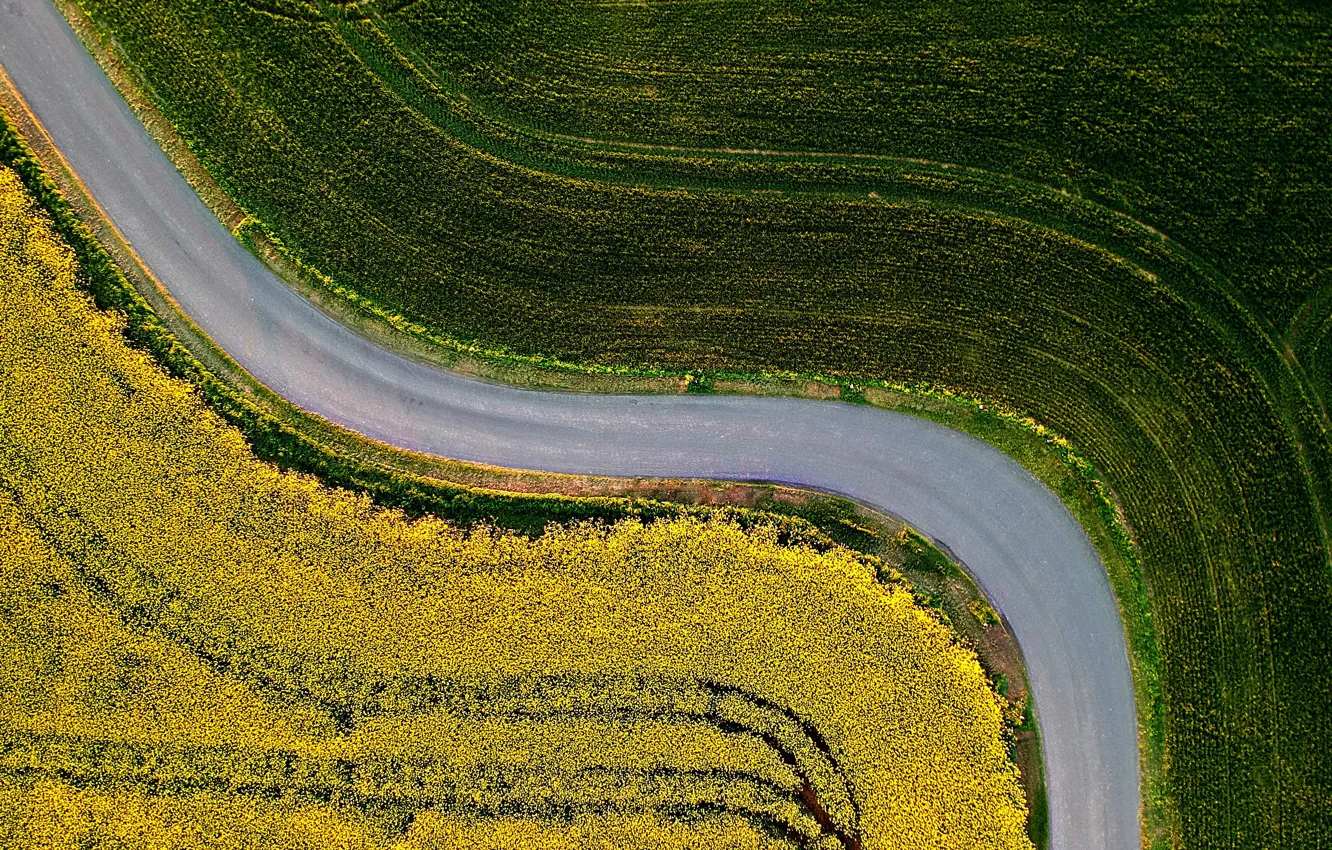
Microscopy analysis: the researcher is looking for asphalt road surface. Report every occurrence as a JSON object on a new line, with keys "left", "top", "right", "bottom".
{"left": 0, "top": 1, "right": 1140, "bottom": 847}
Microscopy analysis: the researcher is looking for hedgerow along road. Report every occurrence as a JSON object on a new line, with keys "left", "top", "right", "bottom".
{"left": 0, "top": 1, "right": 1139, "bottom": 847}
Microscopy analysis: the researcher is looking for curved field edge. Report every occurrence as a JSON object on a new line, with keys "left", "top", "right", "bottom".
{"left": 0, "top": 15, "right": 1158, "bottom": 842}
{"left": 0, "top": 97, "right": 1054, "bottom": 845}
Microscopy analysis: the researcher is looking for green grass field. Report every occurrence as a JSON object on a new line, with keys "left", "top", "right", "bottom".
{"left": 63, "top": 0, "right": 1332, "bottom": 846}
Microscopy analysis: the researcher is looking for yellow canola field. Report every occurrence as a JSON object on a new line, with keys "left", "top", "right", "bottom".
{"left": 0, "top": 164, "right": 1031, "bottom": 849}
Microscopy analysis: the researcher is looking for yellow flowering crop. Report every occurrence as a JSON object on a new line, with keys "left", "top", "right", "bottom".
{"left": 0, "top": 164, "right": 1030, "bottom": 849}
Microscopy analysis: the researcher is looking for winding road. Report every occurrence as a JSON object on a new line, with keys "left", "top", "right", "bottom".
{"left": 0, "top": 1, "right": 1139, "bottom": 847}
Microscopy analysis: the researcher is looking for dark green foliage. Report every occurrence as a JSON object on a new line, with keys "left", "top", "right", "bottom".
{"left": 897, "top": 530, "right": 955, "bottom": 578}
{"left": 58, "top": 0, "right": 1332, "bottom": 846}
{"left": 381, "top": 0, "right": 1331, "bottom": 320}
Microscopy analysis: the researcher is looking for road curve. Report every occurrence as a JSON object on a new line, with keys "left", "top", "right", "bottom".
{"left": 0, "top": 1, "right": 1139, "bottom": 847}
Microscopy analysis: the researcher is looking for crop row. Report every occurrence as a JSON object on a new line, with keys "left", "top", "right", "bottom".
{"left": 1, "top": 730, "right": 823, "bottom": 838}
{"left": 0, "top": 778, "right": 796, "bottom": 850}
{"left": 376, "top": 0, "right": 1329, "bottom": 320}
